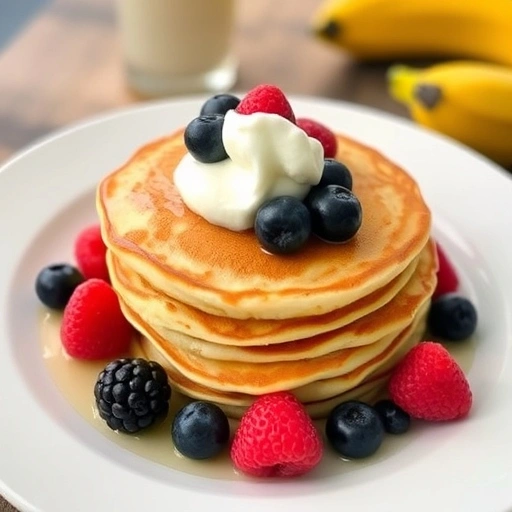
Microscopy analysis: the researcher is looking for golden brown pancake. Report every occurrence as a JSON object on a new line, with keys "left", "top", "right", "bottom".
{"left": 107, "top": 249, "right": 420, "bottom": 346}
{"left": 97, "top": 131, "right": 432, "bottom": 319}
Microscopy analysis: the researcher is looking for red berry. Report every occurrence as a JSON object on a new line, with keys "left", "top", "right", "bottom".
{"left": 230, "top": 392, "right": 323, "bottom": 477}
{"left": 61, "top": 279, "right": 133, "bottom": 360}
{"left": 236, "top": 84, "right": 296, "bottom": 123}
{"left": 297, "top": 118, "right": 338, "bottom": 158}
{"left": 388, "top": 342, "right": 472, "bottom": 421}
{"left": 433, "top": 243, "right": 459, "bottom": 299}
{"left": 74, "top": 224, "right": 109, "bottom": 282}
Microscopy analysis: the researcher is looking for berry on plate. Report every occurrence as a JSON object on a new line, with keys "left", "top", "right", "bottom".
{"left": 184, "top": 114, "right": 229, "bottom": 164}
{"left": 74, "top": 224, "right": 109, "bottom": 282}
{"left": 325, "top": 400, "right": 384, "bottom": 458}
{"left": 389, "top": 341, "right": 472, "bottom": 421}
{"left": 297, "top": 118, "right": 338, "bottom": 158}
{"left": 35, "top": 263, "right": 84, "bottom": 309}
{"left": 200, "top": 93, "right": 240, "bottom": 116}
{"left": 305, "top": 184, "right": 362, "bottom": 243}
{"left": 433, "top": 243, "right": 459, "bottom": 299}
{"left": 428, "top": 294, "right": 478, "bottom": 341}
{"left": 230, "top": 391, "right": 323, "bottom": 477}
{"left": 254, "top": 196, "right": 311, "bottom": 254}
{"left": 373, "top": 399, "right": 411, "bottom": 435}
{"left": 236, "top": 84, "right": 296, "bottom": 123}
{"left": 94, "top": 358, "right": 171, "bottom": 433}
{"left": 172, "top": 401, "right": 230, "bottom": 460}
{"left": 61, "top": 278, "right": 134, "bottom": 360}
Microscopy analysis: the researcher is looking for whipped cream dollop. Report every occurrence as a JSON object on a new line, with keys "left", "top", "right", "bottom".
{"left": 173, "top": 110, "right": 324, "bottom": 231}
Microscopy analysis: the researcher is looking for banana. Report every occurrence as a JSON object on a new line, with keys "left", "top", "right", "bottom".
{"left": 388, "top": 61, "right": 512, "bottom": 165}
{"left": 312, "top": 0, "right": 512, "bottom": 66}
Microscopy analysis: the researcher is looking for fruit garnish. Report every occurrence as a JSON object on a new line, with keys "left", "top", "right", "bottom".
{"left": 374, "top": 399, "right": 411, "bottom": 435}
{"left": 230, "top": 391, "right": 323, "bottom": 477}
{"left": 428, "top": 294, "right": 478, "bottom": 341}
{"left": 172, "top": 401, "right": 230, "bottom": 460}
{"left": 184, "top": 114, "right": 228, "bottom": 164}
{"left": 433, "top": 243, "right": 459, "bottom": 299}
{"left": 235, "top": 84, "right": 296, "bottom": 123}
{"left": 389, "top": 341, "right": 472, "bottom": 421}
{"left": 325, "top": 400, "right": 384, "bottom": 458}
{"left": 35, "top": 263, "right": 84, "bottom": 310}
{"left": 305, "top": 184, "right": 362, "bottom": 243}
{"left": 200, "top": 93, "right": 240, "bottom": 116}
{"left": 61, "top": 278, "right": 133, "bottom": 360}
{"left": 297, "top": 118, "right": 338, "bottom": 158}
{"left": 94, "top": 358, "right": 171, "bottom": 433}
{"left": 317, "top": 158, "right": 353, "bottom": 190}
{"left": 254, "top": 196, "right": 311, "bottom": 254}
{"left": 74, "top": 224, "right": 109, "bottom": 282}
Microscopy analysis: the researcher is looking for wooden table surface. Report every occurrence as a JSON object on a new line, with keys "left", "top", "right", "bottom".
{"left": 0, "top": 0, "right": 409, "bottom": 510}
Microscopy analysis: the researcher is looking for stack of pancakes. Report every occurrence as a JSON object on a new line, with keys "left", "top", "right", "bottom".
{"left": 97, "top": 130, "right": 437, "bottom": 418}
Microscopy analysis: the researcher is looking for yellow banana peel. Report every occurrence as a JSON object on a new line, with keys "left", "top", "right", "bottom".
{"left": 388, "top": 62, "right": 512, "bottom": 166}
{"left": 312, "top": 0, "right": 512, "bottom": 66}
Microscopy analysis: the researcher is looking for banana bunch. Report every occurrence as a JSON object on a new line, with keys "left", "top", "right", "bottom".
{"left": 388, "top": 62, "right": 512, "bottom": 166}
{"left": 312, "top": 0, "right": 512, "bottom": 66}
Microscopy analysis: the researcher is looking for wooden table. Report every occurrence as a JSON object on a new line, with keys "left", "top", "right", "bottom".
{"left": 0, "top": 0, "right": 408, "bottom": 510}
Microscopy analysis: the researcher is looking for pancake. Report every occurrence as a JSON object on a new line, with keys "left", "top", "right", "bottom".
{"left": 107, "top": 249, "right": 421, "bottom": 346}
{"left": 117, "top": 241, "right": 435, "bottom": 363}
{"left": 135, "top": 309, "right": 427, "bottom": 419}
{"left": 97, "top": 131, "right": 432, "bottom": 319}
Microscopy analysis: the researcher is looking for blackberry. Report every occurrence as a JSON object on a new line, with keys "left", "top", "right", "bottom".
{"left": 94, "top": 358, "right": 171, "bottom": 434}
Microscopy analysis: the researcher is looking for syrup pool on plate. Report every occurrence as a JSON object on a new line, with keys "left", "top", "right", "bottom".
{"left": 39, "top": 309, "right": 476, "bottom": 480}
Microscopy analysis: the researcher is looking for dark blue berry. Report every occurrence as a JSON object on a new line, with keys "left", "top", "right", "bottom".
{"left": 172, "top": 401, "right": 230, "bottom": 460}
{"left": 35, "top": 263, "right": 84, "bottom": 309}
{"left": 184, "top": 114, "right": 228, "bottom": 163}
{"left": 428, "top": 294, "right": 477, "bottom": 341}
{"left": 254, "top": 196, "right": 311, "bottom": 254}
{"left": 305, "top": 184, "right": 362, "bottom": 243}
{"left": 325, "top": 401, "right": 384, "bottom": 458}
{"left": 317, "top": 159, "right": 353, "bottom": 190}
{"left": 374, "top": 399, "right": 410, "bottom": 435}
{"left": 200, "top": 94, "right": 240, "bottom": 116}
{"left": 94, "top": 358, "right": 171, "bottom": 434}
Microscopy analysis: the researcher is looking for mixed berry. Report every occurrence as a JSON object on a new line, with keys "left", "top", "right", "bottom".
{"left": 34, "top": 85, "right": 480, "bottom": 479}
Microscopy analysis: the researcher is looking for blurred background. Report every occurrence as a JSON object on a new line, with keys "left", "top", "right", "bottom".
{"left": 0, "top": 0, "right": 411, "bottom": 164}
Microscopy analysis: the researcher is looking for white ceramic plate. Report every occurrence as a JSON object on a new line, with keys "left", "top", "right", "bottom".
{"left": 1, "top": 97, "right": 511, "bottom": 512}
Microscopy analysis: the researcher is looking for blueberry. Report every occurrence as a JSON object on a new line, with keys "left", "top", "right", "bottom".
{"left": 184, "top": 114, "right": 228, "bottom": 163}
{"left": 317, "top": 159, "right": 353, "bottom": 191}
{"left": 200, "top": 94, "right": 240, "bottom": 116}
{"left": 35, "top": 263, "right": 84, "bottom": 309}
{"left": 305, "top": 184, "right": 362, "bottom": 243}
{"left": 325, "top": 400, "right": 384, "bottom": 458}
{"left": 374, "top": 399, "right": 411, "bottom": 435}
{"left": 172, "top": 401, "right": 230, "bottom": 460}
{"left": 254, "top": 196, "right": 311, "bottom": 254}
{"left": 428, "top": 294, "right": 477, "bottom": 341}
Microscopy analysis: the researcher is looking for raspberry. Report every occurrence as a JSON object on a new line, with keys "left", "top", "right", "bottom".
{"left": 236, "top": 84, "right": 296, "bottom": 123}
{"left": 388, "top": 342, "right": 472, "bottom": 421}
{"left": 433, "top": 242, "right": 459, "bottom": 299}
{"left": 74, "top": 224, "right": 109, "bottom": 281}
{"left": 297, "top": 118, "right": 338, "bottom": 158}
{"left": 61, "top": 279, "right": 134, "bottom": 360}
{"left": 230, "top": 392, "right": 323, "bottom": 477}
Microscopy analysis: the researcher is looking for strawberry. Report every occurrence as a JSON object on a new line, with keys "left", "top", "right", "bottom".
{"left": 74, "top": 224, "right": 109, "bottom": 282}
{"left": 230, "top": 391, "right": 323, "bottom": 477}
{"left": 236, "top": 84, "right": 296, "bottom": 123}
{"left": 61, "top": 279, "right": 133, "bottom": 360}
{"left": 297, "top": 118, "right": 338, "bottom": 158}
{"left": 433, "top": 242, "right": 459, "bottom": 299}
{"left": 388, "top": 342, "right": 472, "bottom": 421}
